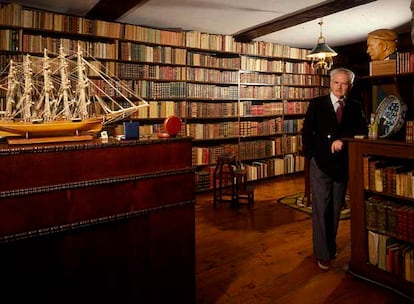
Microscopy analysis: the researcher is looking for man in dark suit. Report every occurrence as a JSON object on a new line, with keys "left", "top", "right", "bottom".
{"left": 302, "top": 67, "right": 368, "bottom": 270}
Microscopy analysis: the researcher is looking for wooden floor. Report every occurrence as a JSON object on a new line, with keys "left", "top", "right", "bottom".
{"left": 195, "top": 174, "right": 413, "bottom": 304}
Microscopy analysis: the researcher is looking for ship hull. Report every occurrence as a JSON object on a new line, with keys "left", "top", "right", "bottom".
{"left": 0, "top": 117, "right": 103, "bottom": 138}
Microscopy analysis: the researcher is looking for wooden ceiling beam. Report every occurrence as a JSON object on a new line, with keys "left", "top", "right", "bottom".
{"left": 86, "top": 0, "right": 150, "bottom": 21}
{"left": 233, "top": 0, "right": 377, "bottom": 42}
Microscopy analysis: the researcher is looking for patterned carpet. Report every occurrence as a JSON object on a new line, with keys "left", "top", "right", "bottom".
{"left": 277, "top": 192, "right": 350, "bottom": 220}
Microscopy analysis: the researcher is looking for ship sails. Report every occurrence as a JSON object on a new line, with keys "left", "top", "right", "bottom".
{"left": 0, "top": 44, "right": 149, "bottom": 139}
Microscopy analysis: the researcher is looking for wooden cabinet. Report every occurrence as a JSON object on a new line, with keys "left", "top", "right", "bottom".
{"left": 347, "top": 138, "right": 414, "bottom": 298}
{"left": 0, "top": 137, "right": 195, "bottom": 303}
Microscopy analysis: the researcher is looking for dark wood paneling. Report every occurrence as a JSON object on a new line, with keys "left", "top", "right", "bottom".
{"left": 86, "top": 0, "right": 150, "bottom": 21}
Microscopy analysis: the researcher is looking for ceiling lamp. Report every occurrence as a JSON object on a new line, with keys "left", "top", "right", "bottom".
{"left": 307, "top": 19, "right": 337, "bottom": 71}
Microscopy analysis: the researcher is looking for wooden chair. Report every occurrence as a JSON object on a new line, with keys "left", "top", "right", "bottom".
{"left": 213, "top": 153, "right": 254, "bottom": 209}
{"left": 234, "top": 166, "right": 254, "bottom": 209}
{"left": 213, "top": 153, "right": 238, "bottom": 208}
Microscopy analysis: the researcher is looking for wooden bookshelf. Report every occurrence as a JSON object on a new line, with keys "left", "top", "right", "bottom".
{"left": 0, "top": 2, "right": 326, "bottom": 190}
{"left": 347, "top": 138, "right": 414, "bottom": 298}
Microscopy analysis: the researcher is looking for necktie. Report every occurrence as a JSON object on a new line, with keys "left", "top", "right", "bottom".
{"left": 336, "top": 99, "right": 344, "bottom": 123}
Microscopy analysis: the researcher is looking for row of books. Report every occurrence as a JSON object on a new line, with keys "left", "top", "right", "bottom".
{"left": 70, "top": 63, "right": 323, "bottom": 104}
{"left": 284, "top": 101, "right": 309, "bottom": 115}
{"left": 239, "top": 120, "right": 283, "bottom": 137}
{"left": 195, "top": 171, "right": 211, "bottom": 191}
{"left": 396, "top": 51, "right": 414, "bottom": 74}
{"left": 187, "top": 68, "right": 238, "bottom": 83}
{"left": 23, "top": 34, "right": 119, "bottom": 59}
{"left": 192, "top": 138, "right": 288, "bottom": 166}
{"left": 240, "top": 102, "right": 284, "bottom": 116}
{"left": 117, "top": 64, "right": 186, "bottom": 81}
{"left": 187, "top": 122, "right": 239, "bottom": 140}
{"left": 240, "top": 57, "right": 283, "bottom": 73}
{"left": 0, "top": 29, "right": 120, "bottom": 60}
{"left": 187, "top": 83, "right": 238, "bottom": 99}
{"left": 195, "top": 153, "right": 305, "bottom": 190}
{"left": 240, "top": 85, "right": 282, "bottom": 99}
{"left": 185, "top": 31, "right": 310, "bottom": 60}
{"left": 283, "top": 73, "right": 326, "bottom": 86}
{"left": 192, "top": 144, "right": 239, "bottom": 166}
{"left": 91, "top": 60, "right": 319, "bottom": 88}
{"left": 0, "top": 3, "right": 167, "bottom": 42}
{"left": 281, "top": 135, "right": 302, "bottom": 154}
{"left": 0, "top": 29, "right": 18, "bottom": 52}
{"left": 89, "top": 79, "right": 187, "bottom": 99}
{"left": 0, "top": 96, "right": 301, "bottom": 121}
{"left": 187, "top": 121, "right": 300, "bottom": 139}
{"left": 368, "top": 231, "right": 414, "bottom": 282}
{"left": 283, "top": 119, "right": 304, "bottom": 133}
{"left": 114, "top": 64, "right": 323, "bottom": 88}
{"left": 0, "top": 3, "right": 313, "bottom": 59}
{"left": 238, "top": 138, "right": 283, "bottom": 160}
{"left": 363, "top": 155, "right": 414, "bottom": 198}
{"left": 187, "top": 101, "right": 238, "bottom": 118}
{"left": 365, "top": 196, "right": 414, "bottom": 243}
{"left": 284, "top": 61, "right": 314, "bottom": 75}
{"left": 283, "top": 87, "right": 321, "bottom": 100}
{"left": 406, "top": 120, "right": 414, "bottom": 143}
{"left": 241, "top": 154, "right": 303, "bottom": 180}
{"left": 0, "top": 82, "right": 291, "bottom": 111}
{"left": 120, "top": 42, "right": 186, "bottom": 64}
{"left": 240, "top": 73, "right": 282, "bottom": 85}
{"left": 119, "top": 100, "right": 187, "bottom": 120}
{"left": 186, "top": 53, "right": 240, "bottom": 69}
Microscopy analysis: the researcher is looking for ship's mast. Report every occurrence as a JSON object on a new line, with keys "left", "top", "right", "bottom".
{"left": 76, "top": 44, "right": 89, "bottom": 120}
{"left": 39, "top": 48, "right": 53, "bottom": 121}
{"left": 5, "top": 59, "right": 18, "bottom": 119}
{"left": 58, "top": 45, "right": 73, "bottom": 119}
{"left": 21, "top": 55, "right": 33, "bottom": 122}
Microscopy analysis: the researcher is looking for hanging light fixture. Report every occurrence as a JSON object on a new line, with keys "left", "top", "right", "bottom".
{"left": 307, "top": 19, "right": 337, "bottom": 71}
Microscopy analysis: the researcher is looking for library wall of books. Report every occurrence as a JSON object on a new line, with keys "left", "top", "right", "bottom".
{"left": 0, "top": 2, "right": 329, "bottom": 191}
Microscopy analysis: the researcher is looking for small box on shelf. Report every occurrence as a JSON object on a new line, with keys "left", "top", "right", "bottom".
{"left": 123, "top": 121, "right": 140, "bottom": 139}
{"left": 369, "top": 59, "right": 396, "bottom": 76}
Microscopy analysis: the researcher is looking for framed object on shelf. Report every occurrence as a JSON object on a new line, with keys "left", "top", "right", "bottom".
{"left": 374, "top": 95, "right": 407, "bottom": 138}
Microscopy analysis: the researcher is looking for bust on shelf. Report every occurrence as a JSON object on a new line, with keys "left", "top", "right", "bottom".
{"left": 366, "top": 29, "right": 398, "bottom": 61}
{"left": 411, "top": 0, "right": 414, "bottom": 45}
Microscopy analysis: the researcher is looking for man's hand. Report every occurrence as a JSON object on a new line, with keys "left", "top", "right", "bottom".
{"left": 331, "top": 139, "right": 343, "bottom": 153}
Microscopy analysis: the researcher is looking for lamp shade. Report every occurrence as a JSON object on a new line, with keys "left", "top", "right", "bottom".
{"left": 307, "top": 41, "right": 337, "bottom": 58}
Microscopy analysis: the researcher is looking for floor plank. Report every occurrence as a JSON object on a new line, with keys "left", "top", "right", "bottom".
{"left": 196, "top": 175, "right": 413, "bottom": 304}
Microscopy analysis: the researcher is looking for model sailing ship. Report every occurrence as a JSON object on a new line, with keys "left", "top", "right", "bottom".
{"left": 0, "top": 45, "right": 148, "bottom": 143}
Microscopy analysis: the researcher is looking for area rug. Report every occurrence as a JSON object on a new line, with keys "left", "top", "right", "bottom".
{"left": 277, "top": 192, "right": 350, "bottom": 220}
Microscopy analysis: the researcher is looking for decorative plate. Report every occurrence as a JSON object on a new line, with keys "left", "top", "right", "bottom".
{"left": 374, "top": 95, "right": 407, "bottom": 138}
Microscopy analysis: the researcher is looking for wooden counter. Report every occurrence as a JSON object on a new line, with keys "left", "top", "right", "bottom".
{"left": 0, "top": 137, "right": 195, "bottom": 303}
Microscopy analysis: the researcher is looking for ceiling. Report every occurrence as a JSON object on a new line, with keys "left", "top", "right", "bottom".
{"left": 4, "top": 0, "right": 413, "bottom": 49}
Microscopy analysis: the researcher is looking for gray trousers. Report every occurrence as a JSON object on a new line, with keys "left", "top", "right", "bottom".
{"left": 310, "top": 157, "right": 347, "bottom": 261}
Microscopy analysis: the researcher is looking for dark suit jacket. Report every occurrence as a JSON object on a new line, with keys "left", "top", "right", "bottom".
{"left": 302, "top": 94, "right": 368, "bottom": 181}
